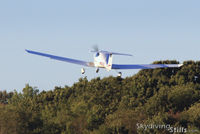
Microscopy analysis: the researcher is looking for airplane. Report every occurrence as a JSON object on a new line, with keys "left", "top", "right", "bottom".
{"left": 25, "top": 49, "right": 183, "bottom": 76}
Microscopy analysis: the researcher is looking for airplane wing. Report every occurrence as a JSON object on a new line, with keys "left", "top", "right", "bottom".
{"left": 112, "top": 64, "right": 183, "bottom": 69}
{"left": 26, "top": 49, "right": 94, "bottom": 67}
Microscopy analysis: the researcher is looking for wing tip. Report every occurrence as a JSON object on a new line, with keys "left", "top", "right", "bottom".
{"left": 178, "top": 64, "right": 183, "bottom": 67}
{"left": 126, "top": 54, "right": 133, "bottom": 56}
{"left": 25, "top": 49, "right": 30, "bottom": 53}
{"left": 25, "top": 49, "right": 34, "bottom": 54}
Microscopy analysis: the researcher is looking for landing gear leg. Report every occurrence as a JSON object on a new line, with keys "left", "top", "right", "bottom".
{"left": 81, "top": 68, "right": 85, "bottom": 74}
{"left": 96, "top": 68, "right": 99, "bottom": 73}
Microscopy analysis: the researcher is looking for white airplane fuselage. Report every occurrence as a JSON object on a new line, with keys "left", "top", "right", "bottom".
{"left": 94, "top": 52, "right": 112, "bottom": 71}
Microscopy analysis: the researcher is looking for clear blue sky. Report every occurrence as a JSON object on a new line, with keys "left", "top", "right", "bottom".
{"left": 0, "top": 0, "right": 200, "bottom": 92}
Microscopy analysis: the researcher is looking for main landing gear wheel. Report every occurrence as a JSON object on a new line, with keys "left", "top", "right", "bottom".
{"left": 81, "top": 68, "right": 85, "bottom": 74}
{"left": 118, "top": 72, "right": 122, "bottom": 77}
{"left": 96, "top": 68, "right": 99, "bottom": 73}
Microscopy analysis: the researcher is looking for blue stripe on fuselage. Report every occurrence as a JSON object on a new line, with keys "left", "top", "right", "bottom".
{"left": 105, "top": 54, "right": 109, "bottom": 65}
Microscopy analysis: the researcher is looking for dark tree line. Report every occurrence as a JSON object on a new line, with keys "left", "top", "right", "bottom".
{"left": 0, "top": 60, "right": 200, "bottom": 134}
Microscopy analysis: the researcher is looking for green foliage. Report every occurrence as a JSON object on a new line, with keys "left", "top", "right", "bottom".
{"left": 0, "top": 60, "right": 200, "bottom": 134}
{"left": 0, "top": 90, "right": 13, "bottom": 104}
{"left": 105, "top": 109, "right": 146, "bottom": 134}
{"left": 167, "top": 84, "right": 200, "bottom": 112}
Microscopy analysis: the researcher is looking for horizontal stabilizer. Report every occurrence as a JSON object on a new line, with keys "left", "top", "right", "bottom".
{"left": 91, "top": 50, "right": 133, "bottom": 56}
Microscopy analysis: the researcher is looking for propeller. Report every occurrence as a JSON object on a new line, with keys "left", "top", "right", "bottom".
{"left": 91, "top": 44, "right": 99, "bottom": 52}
